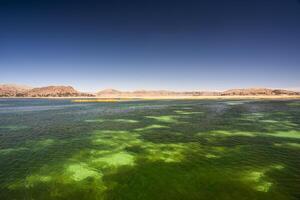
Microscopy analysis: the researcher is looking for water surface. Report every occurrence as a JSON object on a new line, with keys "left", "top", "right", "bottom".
{"left": 0, "top": 99, "right": 300, "bottom": 200}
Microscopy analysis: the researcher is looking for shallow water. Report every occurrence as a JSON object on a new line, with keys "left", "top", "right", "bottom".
{"left": 0, "top": 99, "right": 300, "bottom": 200}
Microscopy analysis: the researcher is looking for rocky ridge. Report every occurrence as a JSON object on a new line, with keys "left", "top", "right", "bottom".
{"left": 0, "top": 85, "right": 94, "bottom": 97}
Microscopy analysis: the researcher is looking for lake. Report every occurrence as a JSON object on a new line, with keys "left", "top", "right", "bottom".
{"left": 0, "top": 99, "right": 300, "bottom": 200}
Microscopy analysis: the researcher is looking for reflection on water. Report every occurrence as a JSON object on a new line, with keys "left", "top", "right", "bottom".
{"left": 0, "top": 99, "right": 300, "bottom": 200}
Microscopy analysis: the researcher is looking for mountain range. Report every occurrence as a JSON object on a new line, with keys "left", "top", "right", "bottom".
{"left": 1, "top": 84, "right": 299, "bottom": 98}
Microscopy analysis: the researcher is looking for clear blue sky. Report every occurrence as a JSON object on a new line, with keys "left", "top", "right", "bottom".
{"left": 1, "top": 0, "right": 300, "bottom": 92}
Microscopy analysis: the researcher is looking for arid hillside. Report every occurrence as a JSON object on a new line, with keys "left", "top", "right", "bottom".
{"left": 0, "top": 84, "right": 32, "bottom": 97}
{"left": 96, "top": 88, "right": 300, "bottom": 97}
{"left": 221, "top": 88, "right": 300, "bottom": 96}
{"left": 0, "top": 85, "right": 94, "bottom": 97}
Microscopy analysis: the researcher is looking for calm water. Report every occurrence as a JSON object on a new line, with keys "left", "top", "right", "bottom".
{"left": 0, "top": 99, "right": 300, "bottom": 200}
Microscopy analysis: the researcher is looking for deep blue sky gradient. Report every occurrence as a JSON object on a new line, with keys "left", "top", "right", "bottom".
{"left": 1, "top": 0, "right": 300, "bottom": 91}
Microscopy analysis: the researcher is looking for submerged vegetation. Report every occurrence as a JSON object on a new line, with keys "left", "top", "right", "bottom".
{"left": 0, "top": 99, "right": 300, "bottom": 199}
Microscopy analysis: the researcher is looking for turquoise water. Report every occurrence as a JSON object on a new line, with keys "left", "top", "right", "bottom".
{"left": 0, "top": 99, "right": 300, "bottom": 200}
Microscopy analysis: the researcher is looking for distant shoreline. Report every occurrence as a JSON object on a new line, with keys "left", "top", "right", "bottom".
{"left": 1, "top": 95, "right": 300, "bottom": 100}
{"left": 2, "top": 85, "right": 300, "bottom": 99}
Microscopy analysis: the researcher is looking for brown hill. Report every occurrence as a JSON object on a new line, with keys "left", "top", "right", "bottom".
{"left": 221, "top": 88, "right": 300, "bottom": 96}
{"left": 272, "top": 89, "right": 300, "bottom": 95}
{"left": 0, "top": 84, "right": 32, "bottom": 97}
{"left": 0, "top": 84, "right": 94, "bottom": 97}
{"left": 97, "top": 89, "right": 123, "bottom": 95}
{"left": 20, "top": 86, "right": 94, "bottom": 97}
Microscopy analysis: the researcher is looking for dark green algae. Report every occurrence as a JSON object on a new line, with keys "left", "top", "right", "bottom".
{"left": 0, "top": 99, "right": 300, "bottom": 200}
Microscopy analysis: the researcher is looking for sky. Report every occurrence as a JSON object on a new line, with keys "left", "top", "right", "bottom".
{"left": 0, "top": 0, "right": 300, "bottom": 92}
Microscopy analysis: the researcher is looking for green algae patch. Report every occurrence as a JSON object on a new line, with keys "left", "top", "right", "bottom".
{"left": 271, "top": 164, "right": 285, "bottom": 170}
{"left": 135, "top": 124, "right": 169, "bottom": 131}
{"left": 7, "top": 164, "right": 107, "bottom": 199}
{"left": 0, "top": 125, "right": 29, "bottom": 131}
{"left": 146, "top": 115, "right": 179, "bottom": 123}
{"left": 24, "top": 138, "right": 57, "bottom": 151}
{"left": 85, "top": 118, "right": 138, "bottom": 123}
{"left": 90, "top": 129, "right": 191, "bottom": 164}
{"left": 267, "top": 130, "right": 300, "bottom": 139}
{"left": 66, "top": 162, "right": 102, "bottom": 181}
{"left": 8, "top": 171, "right": 54, "bottom": 189}
{"left": 259, "top": 120, "right": 298, "bottom": 132}
{"left": 205, "top": 153, "right": 220, "bottom": 159}
{"left": 196, "top": 145, "right": 239, "bottom": 160}
{"left": 92, "top": 130, "right": 134, "bottom": 136}
{"left": 241, "top": 113, "right": 265, "bottom": 121}
{"left": 274, "top": 142, "right": 300, "bottom": 149}
{"left": 0, "top": 147, "right": 28, "bottom": 155}
{"left": 174, "top": 110, "right": 204, "bottom": 115}
{"left": 143, "top": 143, "right": 196, "bottom": 163}
{"left": 113, "top": 119, "right": 139, "bottom": 123}
{"left": 91, "top": 152, "right": 135, "bottom": 168}
{"left": 85, "top": 119, "right": 105, "bottom": 123}
{"left": 242, "top": 165, "right": 284, "bottom": 193}
{"left": 215, "top": 130, "right": 256, "bottom": 137}
{"left": 260, "top": 119, "right": 279, "bottom": 123}
{"left": 91, "top": 130, "right": 140, "bottom": 149}
{"left": 287, "top": 102, "right": 300, "bottom": 106}
{"left": 35, "top": 139, "right": 56, "bottom": 147}
{"left": 90, "top": 129, "right": 194, "bottom": 164}
{"left": 25, "top": 175, "right": 53, "bottom": 188}
{"left": 207, "top": 130, "right": 256, "bottom": 137}
{"left": 246, "top": 171, "right": 272, "bottom": 192}
{"left": 102, "top": 161, "right": 290, "bottom": 200}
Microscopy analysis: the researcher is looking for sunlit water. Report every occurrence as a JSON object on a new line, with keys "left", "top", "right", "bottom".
{"left": 0, "top": 99, "right": 300, "bottom": 200}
